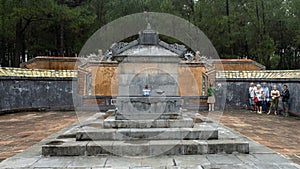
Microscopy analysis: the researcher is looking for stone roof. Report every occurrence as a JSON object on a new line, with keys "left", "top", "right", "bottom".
{"left": 0, "top": 68, "right": 77, "bottom": 78}
{"left": 119, "top": 45, "right": 178, "bottom": 56}
{"left": 217, "top": 70, "right": 300, "bottom": 79}
{"left": 111, "top": 24, "right": 187, "bottom": 58}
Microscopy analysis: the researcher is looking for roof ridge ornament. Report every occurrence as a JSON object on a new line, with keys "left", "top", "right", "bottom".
{"left": 139, "top": 23, "right": 159, "bottom": 45}
{"left": 110, "top": 23, "right": 187, "bottom": 58}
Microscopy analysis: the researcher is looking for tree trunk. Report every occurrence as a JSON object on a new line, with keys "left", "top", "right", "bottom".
{"left": 60, "top": 22, "right": 64, "bottom": 56}
{"left": 21, "top": 33, "right": 26, "bottom": 63}
{"left": 225, "top": 0, "right": 233, "bottom": 56}
{"left": 0, "top": 39, "right": 4, "bottom": 66}
{"left": 255, "top": 0, "right": 261, "bottom": 37}
{"left": 226, "top": 0, "right": 229, "bottom": 16}
{"left": 15, "top": 19, "right": 23, "bottom": 67}
{"left": 261, "top": 0, "right": 266, "bottom": 34}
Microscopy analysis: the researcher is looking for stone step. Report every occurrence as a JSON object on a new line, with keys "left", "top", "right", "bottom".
{"left": 76, "top": 128, "right": 218, "bottom": 141}
{"left": 115, "top": 112, "right": 181, "bottom": 120}
{"left": 103, "top": 116, "right": 194, "bottom": 128}
{"left": 42, "top": 139, "right": 249, "bottom": 156}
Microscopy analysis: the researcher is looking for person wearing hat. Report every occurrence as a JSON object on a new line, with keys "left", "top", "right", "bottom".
{"left": 254, "top": 84, "right": 265, "bottom": 114}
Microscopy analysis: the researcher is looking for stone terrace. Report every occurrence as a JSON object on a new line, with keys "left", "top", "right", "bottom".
{"left": 206, "top": 110, "right": 300, "bottom": 165}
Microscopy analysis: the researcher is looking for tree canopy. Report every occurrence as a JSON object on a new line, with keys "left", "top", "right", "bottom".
{"left": 0, "top": 0, "right": 299, "bottom": 69}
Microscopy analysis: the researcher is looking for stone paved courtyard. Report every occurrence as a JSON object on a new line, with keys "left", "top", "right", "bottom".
{"left": 0, "top": 110, "right": 299, "bottom": 166}
{"left": 0, "top": 111, "right": 78, "bottom": 162}
{"left": 204, "top": 110, "right": 300, "bottom": 165}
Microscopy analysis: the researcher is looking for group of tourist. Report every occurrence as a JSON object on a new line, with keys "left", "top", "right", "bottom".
{"left": 248, "top": 82, "right": 290, "bottom": 116}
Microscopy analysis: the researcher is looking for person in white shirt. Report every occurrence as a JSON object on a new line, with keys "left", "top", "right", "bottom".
{"left": 268, "top": 85, "right": 280, "bottom": 115}
{"left": 248, "top": 82, "right": 257, "bottom": 111}
{"left": 254, "top": 84, "right": 265, "bottom": 114}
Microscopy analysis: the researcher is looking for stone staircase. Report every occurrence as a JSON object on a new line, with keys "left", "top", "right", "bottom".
{"left": 42, "top": 111, "right": 249, "bottom": 157}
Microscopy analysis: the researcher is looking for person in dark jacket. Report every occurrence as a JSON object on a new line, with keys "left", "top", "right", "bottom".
{"left": 281, "top": 85, "right": 290, "bottom": 117}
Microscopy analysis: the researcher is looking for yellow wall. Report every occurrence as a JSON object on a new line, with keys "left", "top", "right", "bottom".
{"left": 81, "top": 64, "right": 207, "bottom": 97}
{"left": 178, "top": 66, "right": 206, "bottom": 96}
{"left": 90, "top": 65, "right": 118, "bottom": 96}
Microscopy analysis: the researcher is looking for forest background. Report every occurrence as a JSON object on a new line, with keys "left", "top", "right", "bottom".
{"left": 0, "top": 0, "right": 299, "bottom": 69}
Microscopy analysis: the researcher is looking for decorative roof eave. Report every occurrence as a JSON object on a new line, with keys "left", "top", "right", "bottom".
{"left": 111, "top": 40, "right": 187, "bottom": 58}
{"left": 111, "top": 40, "right": 139, "bottom": 57}
{"left": 0, "top": 67, "right": 77, "bottom": 78}
{"left": 78, "top": 60, "right": 118, "bottom": 71}
{"left": 111, "top": 24, "right": 187, "bottom": 58}
{"left": 216, "top": 70, "right": 300, "bottom": 79}
{"left": 158, "top": 41, "right": 187, "bottom": 57}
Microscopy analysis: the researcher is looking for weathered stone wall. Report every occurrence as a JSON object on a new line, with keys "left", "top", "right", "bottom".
{"left": 0, "top": 77, "right": 74, "bottom": 112}
{"left": 216, "top": 78, "right": 300, "bottom": 116}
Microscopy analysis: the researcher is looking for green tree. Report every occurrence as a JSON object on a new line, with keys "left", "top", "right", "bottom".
{"left": 0, "top": 0, "right": 299, "bottom": 69}
{"left": 0, "top": 0, "right": 95, "bottom": 67}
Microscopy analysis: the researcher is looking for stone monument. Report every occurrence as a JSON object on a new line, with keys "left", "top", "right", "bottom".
{"left": 113, "top": 24, "right": 182, "bottom": 121}
{"left": 42, "top": 25, "right": 249, "bottom": 157}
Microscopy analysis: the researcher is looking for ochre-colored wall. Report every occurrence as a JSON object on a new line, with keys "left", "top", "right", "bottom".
{"left": 22, "top": 57, "right": 79, "bottom": 70}
{"left": 178, "top": 66, "right": 206, "bottom": 96}
{"left": 23, "top": 57, "right": 265, "bottom": 71}
{"left": 213, "top": 59, "right": 265, "bottom": 71}
{"left": 79, "top": 64, "right": 208, "bottom": 97}
{"left": 215, "top": 63, "right": 261, "bottom": 71}
{"left": 91, "top": 66, "right": 118, "bottom": 96}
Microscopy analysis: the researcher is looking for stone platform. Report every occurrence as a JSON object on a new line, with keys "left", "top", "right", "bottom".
{"left": 42, "top": 139, "right": 249, "bottom": 156}
{"left": 115, "top": 112, "right": 181, "bottom": 120}
{"left": 104, "top": 116, "right": 194, "bottom": 128}
{"left": 1, "top": 111, "right": 299, "bottom": 168}
{"left": 76, "top": 128, "right": 218, "bottom": 141}
{"left": 116, "top": 97, "right": 181, "bottom": 120}
{"left": 41, "top": 112, "right": 250, "bottom": 157}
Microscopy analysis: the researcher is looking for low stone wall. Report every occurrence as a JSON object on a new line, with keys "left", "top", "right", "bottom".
{"left": 0, "top": 77, "right": 75, "bottom": 112}
{"left": 216, "top": 78, "right": 300, "bottom": 116}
